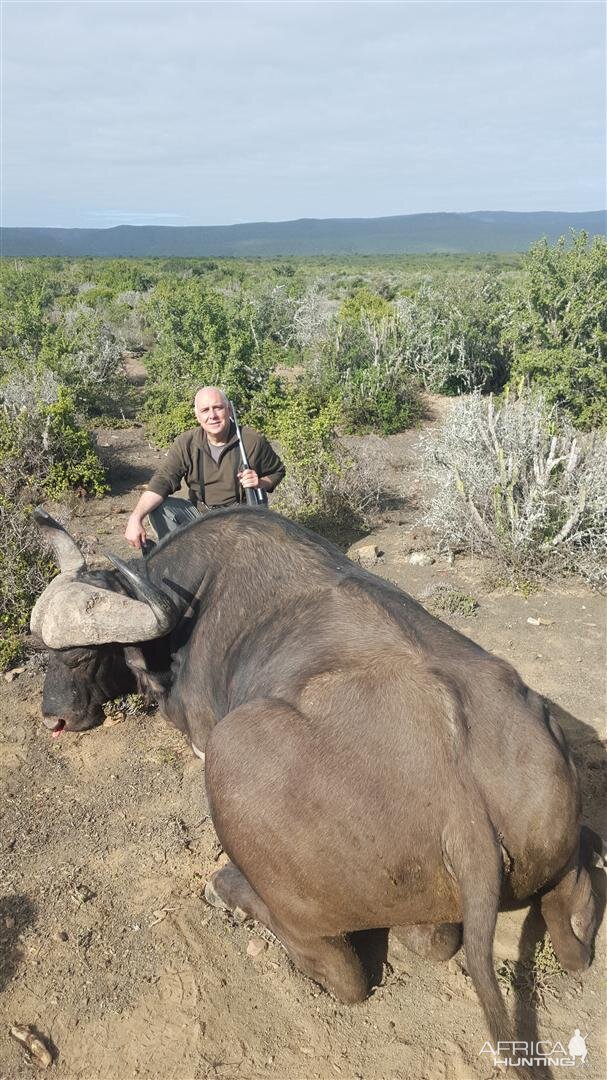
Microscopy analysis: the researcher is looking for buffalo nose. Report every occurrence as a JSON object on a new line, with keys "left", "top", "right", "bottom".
{"left": 42, "top": 716, "right": 65, "bottom": 732}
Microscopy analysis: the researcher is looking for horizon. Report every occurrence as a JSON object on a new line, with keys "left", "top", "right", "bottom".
{"left": 4, "top": 208, "right": 607, "bottom": 233}
{"left": 2, "top": 2, "right": 605, "bottom": 229}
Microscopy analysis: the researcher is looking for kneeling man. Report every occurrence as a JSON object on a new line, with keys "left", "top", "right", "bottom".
{"left": 125, "top": 386, "right": 285, "bottom": 549}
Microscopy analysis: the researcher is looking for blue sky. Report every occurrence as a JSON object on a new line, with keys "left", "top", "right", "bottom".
{"left": 2, "top": 1, "right": 605, "bottom": 227}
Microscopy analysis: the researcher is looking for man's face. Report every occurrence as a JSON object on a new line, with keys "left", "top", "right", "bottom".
{"left": 194, "top": 391, "right": 231, "bottom": 443}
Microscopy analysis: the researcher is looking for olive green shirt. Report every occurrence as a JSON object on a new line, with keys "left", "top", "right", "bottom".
{"left": 146, "top": 422, "right": 285, "bottom": 509}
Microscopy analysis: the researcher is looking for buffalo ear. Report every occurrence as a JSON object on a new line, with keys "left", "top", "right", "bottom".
{"left": 123, "top": 645, "right": 168, "bottom": 699}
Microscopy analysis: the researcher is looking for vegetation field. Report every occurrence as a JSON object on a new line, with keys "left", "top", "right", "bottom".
{"left": 1, "top": 232, "right": 606, "bottom": 668}
{"left": 0, "top": 235, "right": 606, "bottom": 1078}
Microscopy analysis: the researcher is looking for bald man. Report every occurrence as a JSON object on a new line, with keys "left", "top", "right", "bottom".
{"left": 125, "top": 387, "right": 285, "bottom": 549}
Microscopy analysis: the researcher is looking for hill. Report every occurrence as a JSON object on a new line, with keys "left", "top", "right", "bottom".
{"left": 1, "top": 210, "right": 605, "bottom": 257}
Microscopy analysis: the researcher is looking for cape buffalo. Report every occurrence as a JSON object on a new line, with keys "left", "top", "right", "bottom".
{"left": 30, "top": 506, "right": 597, "bottom": 1047}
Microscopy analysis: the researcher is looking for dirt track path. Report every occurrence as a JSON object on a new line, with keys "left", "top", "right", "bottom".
{"left": 1, "top": 418, "right": 605, "bottom": 1080}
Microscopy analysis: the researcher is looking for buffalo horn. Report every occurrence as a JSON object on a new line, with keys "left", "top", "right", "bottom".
{"left": 109, "top": 556, "right": 177, "bottom": 636}
{"left": 33, "top": 506, "right": 86, "bottom": 573}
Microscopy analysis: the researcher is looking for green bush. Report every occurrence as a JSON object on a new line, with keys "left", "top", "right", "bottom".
{"left": 511, "top": 346, "right": 607, "bottom": 431}
{"left": 270, "top": 386, "right": 397, "bottom": 541}
{"left": 245, "top": 374, "right": 289, "bottom": 433}
{"left": 0, "top": 260, "right": 62, "bottom": 361}
{"left": 42, "top": 396, "right": 108, "bottom": 497}
{"left": 268, "top": 389, "right": 351, "bottom": 536}
{"left": 98, "top": 260, "right": 157, "bottom": 293}
{"left": 0, "top": 386, "right": 107, "bottom": 501}
{"left": 142, "top": 278, "right": 274, "bottom": 443}
{"left": 270, "top": 389, "right": 343, "bottom": 514}
{"left": 340, "top": 364, "right": 423, "bottom": 435}
{"left": 339, "top": 288, "right": 392, "bottom": 324}
{"left": 299, "top": 288, "right": 422, "bottom": 436}
{"left": 0, "top": 381, "right": 107, "bottom": 668}
{"left": 38, "top": 307, "right": 132, "bottom": 419}
{"left": 396, "top": 273, "right": 511, "bottom": 395}
{"left": 0, "top": 505, "right": 56, "bottom": 670}
{"left": 507, "top": 233, "right": 607, "bottom": 429}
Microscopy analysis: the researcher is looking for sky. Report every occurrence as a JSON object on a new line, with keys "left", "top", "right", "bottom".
{"left": 1, "top": 0, "right": 605, "bottom": 228}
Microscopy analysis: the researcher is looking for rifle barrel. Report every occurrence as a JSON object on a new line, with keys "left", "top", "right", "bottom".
{"left": 230, "top": 402, "right": 265, "bottom": 507}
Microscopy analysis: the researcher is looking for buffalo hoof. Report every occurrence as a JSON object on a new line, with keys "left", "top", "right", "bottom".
{"left": 204, "top": 877, "right": 247, "bottom": 923}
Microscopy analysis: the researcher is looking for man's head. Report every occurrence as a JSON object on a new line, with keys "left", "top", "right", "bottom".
{"left": 194, "top": 387, "right": 231, "bottom": 444}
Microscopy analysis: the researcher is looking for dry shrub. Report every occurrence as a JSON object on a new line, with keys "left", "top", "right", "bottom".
{"left": 420, "top": 389, "right": 607, "bottom": 586}
{"left": 272, "top": 441, "right": 386, "bottom": 542}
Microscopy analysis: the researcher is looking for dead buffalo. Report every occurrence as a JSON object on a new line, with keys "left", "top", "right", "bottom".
{"left": 30, "top": 506, "right": 596, "bottom": 1046}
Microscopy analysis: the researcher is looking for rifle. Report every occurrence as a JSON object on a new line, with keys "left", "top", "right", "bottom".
{"left": 230, "top": 402, "right": 267, "bottom": 508}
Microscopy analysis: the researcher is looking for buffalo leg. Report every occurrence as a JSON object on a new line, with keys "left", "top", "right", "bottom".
{"left": 541, "top": 859, "right": 596, "bottom": 972}
{"left": 284, "top": 933, "right": 368, "bottom": 1004}
{"left": 205, "top": 861, "right": 276, "bottom": 927}
{"left": 392, "top": 922, "right": 462, "bottom": 961}
{"left": 205, "top": 862, "right": 368, "bottom": 1003}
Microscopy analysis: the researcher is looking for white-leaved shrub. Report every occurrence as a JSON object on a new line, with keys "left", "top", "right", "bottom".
{"left": 420, "top": 389, "right": 607, "bottom": 585}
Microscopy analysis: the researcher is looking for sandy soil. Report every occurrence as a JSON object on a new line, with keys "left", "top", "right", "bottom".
{"left": 1, "top": 412, "right": 605, "bottom": 1080}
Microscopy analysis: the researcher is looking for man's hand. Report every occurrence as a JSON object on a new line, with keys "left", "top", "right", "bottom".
{"left": 237, "top": 468, "right": 260, "bottom": 490}
{"left": 125, "top": 513, "right": 147, "bottom": 549}
{"left": 124, "top": 491, "right": 164, "bottom": 549}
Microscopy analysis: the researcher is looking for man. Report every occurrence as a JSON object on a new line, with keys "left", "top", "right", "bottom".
{"left": 125, "top": 386, "right": 285, "bottom": 549}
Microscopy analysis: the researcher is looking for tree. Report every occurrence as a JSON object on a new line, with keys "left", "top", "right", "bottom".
{"left": 507, "top": 232, "right": 607, "bottom": 429}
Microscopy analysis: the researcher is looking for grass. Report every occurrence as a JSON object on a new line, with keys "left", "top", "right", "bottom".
{"left": 496, "top": 934, "right": 566, "bottom": 1006}
{"left": 429, "top": 587, "right": 479, "bottom": 617}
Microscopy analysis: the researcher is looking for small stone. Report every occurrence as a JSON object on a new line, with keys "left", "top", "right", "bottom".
{"left": 354, "top": 544, "right": 380, "bottom": 566}
{"left": 407, "top": 551, "right": 435, "bottom": 566}
{"left": 55, "top": 930, "right": 69, "bottom": 942}
{"left": 69, "top": 883, "right": 94, "bottom": 906}
{"left": 10, "top": 1025, "right": 53, "bottom": 1068}
{"left": 246, "top": 936, "right": 268, "bottom": 958}
{"left": 4, "top": 666, "right": 25, "bottom": 682}
{"left": 103, "top": 712, "right": 125, "bottom": 727}
{"left": 4, "top": 915, "right": 15, "bottom": 929}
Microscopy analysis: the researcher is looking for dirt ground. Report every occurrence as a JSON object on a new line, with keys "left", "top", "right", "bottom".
{"left": 1, "top": 410, "right": 605, "bottom": 1080}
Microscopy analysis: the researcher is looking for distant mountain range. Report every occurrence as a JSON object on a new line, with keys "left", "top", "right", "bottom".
{"left": 1, "top": 211, "right": 605, "bottom": 257}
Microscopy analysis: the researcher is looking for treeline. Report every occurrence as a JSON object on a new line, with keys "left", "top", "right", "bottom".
{"left": 1, "top": 235, "right": 606, "bottom": 666}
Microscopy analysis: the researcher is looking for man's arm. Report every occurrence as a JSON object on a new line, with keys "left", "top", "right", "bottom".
{"left": 250, "top": 433, "right": 286, "bottom": 492}
{"left": 125, "top": 490, "right": 165, "bottom": 549}
{"left": 125, "top": 433, "right": 191, "bottom": 547}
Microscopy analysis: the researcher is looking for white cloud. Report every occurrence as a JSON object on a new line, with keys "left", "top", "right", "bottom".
{"left": 2, "top": 0, "right": 605, "bottom": 225}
